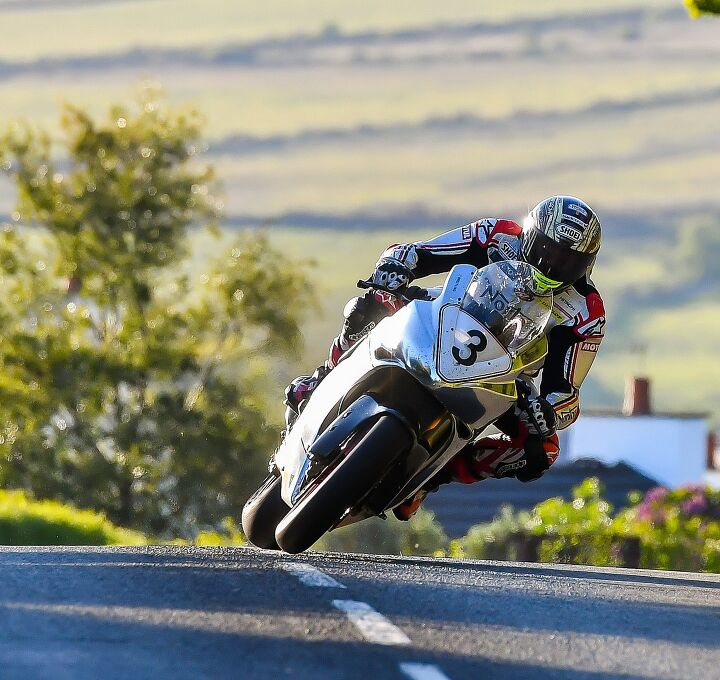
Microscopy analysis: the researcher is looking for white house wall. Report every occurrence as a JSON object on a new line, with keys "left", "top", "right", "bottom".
{"left": 563, "top": 415, "right": 706, "bottom": 488}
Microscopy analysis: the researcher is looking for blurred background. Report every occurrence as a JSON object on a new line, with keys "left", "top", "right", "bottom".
{"left": 0, "top": 0, "right": 718, "bottom": 568}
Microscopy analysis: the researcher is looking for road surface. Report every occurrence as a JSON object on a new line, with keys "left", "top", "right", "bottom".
{"left": 0, "top": 546, "right": 718, "bottom": 679}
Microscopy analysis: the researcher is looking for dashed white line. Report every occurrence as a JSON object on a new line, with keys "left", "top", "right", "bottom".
{"left": 280, "top": 562, "right": 346, "bottom": 588}
{"left": 331, "top": 599, "right": 411, "bottom": 645}
{"left": 281, "top": 566, "right": 451, "bottom": 677}
{"left": 399, "top": 662, "right": 453, "bottom": 680}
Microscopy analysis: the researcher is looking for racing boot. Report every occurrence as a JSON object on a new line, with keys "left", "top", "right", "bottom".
{"left": 393, "top": 489, "right": 429, "bottom": 521}
{"left": 284, "top": 365, "right": 331, "bottom": 429}
{"left": 392, "top": 466, "right": 454, "bottom": 521}
{"left": 392, "top": 428, "right": 560, "bottom": 521}
{"left": 450, "top": 428, "right": 560, "bottom": 484}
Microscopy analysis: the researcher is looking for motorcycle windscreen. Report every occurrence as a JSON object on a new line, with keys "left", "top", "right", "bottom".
{"left": 436, "top": 305, "right": 513, "bottom": 382}
{"left": 460, "top": 260, "right": 553, "bottom": 354}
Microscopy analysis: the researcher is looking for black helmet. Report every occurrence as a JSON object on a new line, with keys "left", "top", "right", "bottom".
{"left": 521, "top": 196, "right": 601, "bottom": 291}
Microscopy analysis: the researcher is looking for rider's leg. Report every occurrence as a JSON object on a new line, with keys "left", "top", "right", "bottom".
{"left": 393, "top": 401, "right": 560, "bottom": 520}
{"left": 451, "top": 380, "right": 559, "bottom": 482}
{"left": 284, "top": 291, "right": 401, "bottom": 425}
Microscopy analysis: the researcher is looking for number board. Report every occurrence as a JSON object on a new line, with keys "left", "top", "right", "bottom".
{"left": 436, "top": 306, "right": 512, "bottom": 382}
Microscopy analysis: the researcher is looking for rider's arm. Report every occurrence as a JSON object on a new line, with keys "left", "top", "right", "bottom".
{"left": 377, "top": 219, "right": 522, "bottom": 280}
{"left": 540, "top": 283, "right": 606, "bottom": 429}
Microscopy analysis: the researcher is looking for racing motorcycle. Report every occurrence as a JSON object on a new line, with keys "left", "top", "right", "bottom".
{"left": 242, "top": 260, "right": 554, "bottom": 554}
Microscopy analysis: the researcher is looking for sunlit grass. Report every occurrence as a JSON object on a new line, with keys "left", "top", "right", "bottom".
{"left": 0, "top": 489, "right": 148, "bottom": 545}
{"left": 187, "top": 226, "right": 720, "bottom": 426}
{"left": 206, "top": 97, "right": 720, "bottom": 217}
{"left": 0, "top": 0, "right": 676, "bottom": 60}
{"left": 4, "top": 60, "right": 720, "bottom": 140}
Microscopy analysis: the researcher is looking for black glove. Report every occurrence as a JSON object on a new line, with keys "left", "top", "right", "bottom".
{"left": 518, "top": 396, "right": 557, "bottom": 439}
{"left": 514, "top": 435, "right": 552, "bottom": 482}
{"left": 404, "top": 285, "right": 432, "bottom": 301}
{"left": 370, "top": 257, "right": 414, "bottom": 292}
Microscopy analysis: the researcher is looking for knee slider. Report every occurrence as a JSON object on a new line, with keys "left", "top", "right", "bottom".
{"left": 343, "top": 292, "right": 388, "bottom": 327}
{"left": 342, "top": 295, "right": 367, "bottom": 322}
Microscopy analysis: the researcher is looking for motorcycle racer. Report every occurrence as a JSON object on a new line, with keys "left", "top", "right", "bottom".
{"left": 285, "top": 196, "right": 605, "bottom": 519}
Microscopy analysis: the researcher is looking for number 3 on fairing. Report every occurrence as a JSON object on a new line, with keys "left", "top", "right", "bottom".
{"left": 452, "top": 329, "right": 488, "bottom": 366}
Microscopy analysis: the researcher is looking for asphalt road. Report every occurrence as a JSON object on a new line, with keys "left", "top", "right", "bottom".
{"left": 0, "top": 547, "right": 718, "bottom": 680}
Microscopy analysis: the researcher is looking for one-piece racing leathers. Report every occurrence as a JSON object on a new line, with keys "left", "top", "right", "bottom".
{"left": 287, "top": 218, "right": 605, "bottom": 486}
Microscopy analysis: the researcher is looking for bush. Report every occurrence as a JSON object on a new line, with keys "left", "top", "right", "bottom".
{"left": 529, "top": 477, "right": 617, "bottom": 566}
{"left": 191, "top": 517, "right": 246, "bottom": 546}
{"left": 451, "top": 478, "right": 615, "bottom": 564}
{"left": 452, "top": 478, "right": 720, "bottom": 573}
{"left": 615, "top": 485, "right": 720, "bottom": 572}
{"left": 0, "top": 489, "right": 147, "bottom": 545}
{"left": 686, "top": 0, "right": 720, "bottom": 17}
{"left": 449, "top": 505, "right": 531, "bottom": 560}
{"left": 313, "top": 508, "right": 448, "bottom": 557}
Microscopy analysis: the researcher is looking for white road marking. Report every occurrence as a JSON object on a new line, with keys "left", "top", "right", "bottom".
{"left": 331, "top": 599, "right": 411, "bottom": 645}
{"left": 280, "top": 562, "right": 346, "bottom": 588}
{"left": 399, "top": 662, "right": 453, "bottom": 680}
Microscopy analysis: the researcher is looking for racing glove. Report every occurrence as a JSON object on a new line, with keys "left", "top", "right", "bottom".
{"left": 517, "top": 395, "right": 557, "bottom": 439}
{"left": 447, "top": 427, "right": 560, "bottom": 484}
{"left": 370, "top": 257, "right": 415, "bottom": 292}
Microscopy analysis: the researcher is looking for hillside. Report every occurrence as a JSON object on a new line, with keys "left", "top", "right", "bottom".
{"left": 0, "top": 0, "right": 719, "bottom": 422}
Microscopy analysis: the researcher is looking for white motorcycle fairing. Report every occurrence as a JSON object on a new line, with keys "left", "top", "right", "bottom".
{"left": 274, "top": 263, "right": 551, "bottom": 511}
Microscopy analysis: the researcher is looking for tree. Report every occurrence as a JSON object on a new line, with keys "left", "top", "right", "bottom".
{"left": 0, "top": 93, "right": 312, "bottom": 537}
{"left": 686, "top": 0, "right": 720, "bottom": 16}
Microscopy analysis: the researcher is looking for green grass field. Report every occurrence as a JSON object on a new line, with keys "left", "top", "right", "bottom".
{"left": 0, "top": 0, "right": 678, "bottom": 60}
{"left": 183, "top": 225, "right": 720, "bottom": 427}
{"left": 1, "top": 0, "right": 719, "bottom": 424}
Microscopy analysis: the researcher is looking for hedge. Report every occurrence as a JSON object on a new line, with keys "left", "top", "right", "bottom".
{"left": 450, "top": 478, "right": 720, "bottom": 573}
{"left": 0, "top": 489, "right": 148, "bottom": 545}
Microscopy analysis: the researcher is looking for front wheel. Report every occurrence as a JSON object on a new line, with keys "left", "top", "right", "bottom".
{"left": 275, "top": 416, "right": 411, "bottom": 554}
{"left": 241, "top": 473, "right": 289, "bottom": 550}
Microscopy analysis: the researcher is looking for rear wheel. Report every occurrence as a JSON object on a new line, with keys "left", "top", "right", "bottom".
{"left": 241, "top": 473, "right": 289, "bottom": 550}
{"left": 275, "top": 416, "right": 411, "bottom": 554}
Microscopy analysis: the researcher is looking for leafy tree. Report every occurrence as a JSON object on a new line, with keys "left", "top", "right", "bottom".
{"left": 686, "top": 0, "right": 720, "bottom": 16}
{"left": 0, "top": 93, "right": 312, "bottom": 537}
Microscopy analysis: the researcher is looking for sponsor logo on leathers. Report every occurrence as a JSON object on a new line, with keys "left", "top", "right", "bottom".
{"left": 497, "top": 459, "right": 527, "bottom": 476}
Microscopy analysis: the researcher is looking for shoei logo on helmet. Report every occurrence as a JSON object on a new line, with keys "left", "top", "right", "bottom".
{"left": 556, "top": 222, "right": 583, "bottom": 242}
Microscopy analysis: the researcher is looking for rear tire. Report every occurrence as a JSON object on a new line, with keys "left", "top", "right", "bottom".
{"left": 241, "top": 473, "right": 289, "bottom": 550}
{"left": 275, "top": 416, "right": 411, "bottom": 554}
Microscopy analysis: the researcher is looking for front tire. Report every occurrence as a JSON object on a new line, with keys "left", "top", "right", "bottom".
{"left": 242, "top": 473, "right": 289, "bottom": 550}
{"left": 275, "top": 416, "right": 411, "bottom": 554}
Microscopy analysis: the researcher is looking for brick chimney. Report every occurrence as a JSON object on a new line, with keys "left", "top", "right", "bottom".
{"left": 622, "top": 376, "right": 651, "bottom": 416}
{"left": 708, "top": 432, "right": 717, "bottom": 470}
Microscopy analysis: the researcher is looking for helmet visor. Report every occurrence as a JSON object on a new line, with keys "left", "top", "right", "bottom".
{"left": 522, "top": 229, "right": 595, "bottom": 285}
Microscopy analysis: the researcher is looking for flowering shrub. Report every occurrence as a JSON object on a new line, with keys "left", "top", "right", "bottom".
{"left": 528, "top": 477, "right": 617, "bottom": 566}
{"left": 451, "top": 478, "right": 720, "bottom": 573}
{"left": 615, "top": 485, "right": 720, "bottom": 572}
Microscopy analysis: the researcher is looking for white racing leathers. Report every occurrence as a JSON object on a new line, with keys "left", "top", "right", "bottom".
{"left": 307, "top": 217, "right": 605, "bottom": 432}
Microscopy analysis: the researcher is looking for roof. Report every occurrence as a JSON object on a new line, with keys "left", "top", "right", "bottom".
{"left": 422, "top": 459, "right": 659, "bottom": 539}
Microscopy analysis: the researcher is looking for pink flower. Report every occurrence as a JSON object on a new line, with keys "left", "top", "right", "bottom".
{"left": 682, "top": 494, "right": 708, "bottom": 517}
{"left": 644, "top": 487, "right": 668, "bottom": 504}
